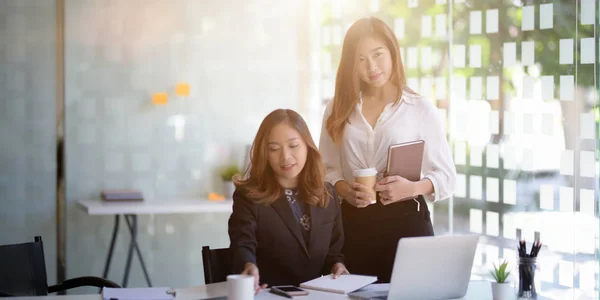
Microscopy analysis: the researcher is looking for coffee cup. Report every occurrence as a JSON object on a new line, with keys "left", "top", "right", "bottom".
{"left": 352, "top": 168, "right": 378, "bottom": 203}
{"left": 226, "top": 274, "right": 254, "bottom": 300}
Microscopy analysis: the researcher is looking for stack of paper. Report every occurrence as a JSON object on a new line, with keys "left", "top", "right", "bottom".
{"left": 300, "top": 274, "right": 378, "bottom": 294}
{"left": 102, "top": 287, "right": 175, "bottom": 300}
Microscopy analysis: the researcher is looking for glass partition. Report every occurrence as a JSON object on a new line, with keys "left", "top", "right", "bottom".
{"left": 316, "top": 0, "right": 599, "bottom": 298}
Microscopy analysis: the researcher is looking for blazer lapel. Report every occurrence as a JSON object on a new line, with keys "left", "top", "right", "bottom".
{"left": 308, "top": 204, "right": 324, "bottom": 256}
{"left": 271, "top": 195, "right": 309, "bottom": 257}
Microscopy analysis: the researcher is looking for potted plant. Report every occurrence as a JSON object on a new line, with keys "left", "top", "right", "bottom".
{"left": 490, "top": 259, "right": 513, "bottom": 300}
{"left": 220, "top": 164, "right": 239, "bottom": 199}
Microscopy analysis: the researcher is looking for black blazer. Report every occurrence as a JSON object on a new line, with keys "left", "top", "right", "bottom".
{"left": 228, "top": 182, "right": 344, "bottom": 286}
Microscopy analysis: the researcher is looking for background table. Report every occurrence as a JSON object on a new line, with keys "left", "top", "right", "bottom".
{"left": 77, "top": 199, "right": 233, "bottom": 287}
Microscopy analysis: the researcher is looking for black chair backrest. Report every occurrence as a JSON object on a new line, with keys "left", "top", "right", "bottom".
{"left": 201, "top": 246, "right": 232, "bottom": 284}
{"left": 0, "top": 236, "right": 48, "bottom": 296}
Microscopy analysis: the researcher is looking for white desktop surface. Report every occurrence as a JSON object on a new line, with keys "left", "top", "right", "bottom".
{"left": 8, "top": 296, "right": 99, "bottom": 300}
{"left": 9, "top": 281, "right": 496, "bottom": 299}
{"left": 77, "top": 199, "right": 233, "bottom": 215}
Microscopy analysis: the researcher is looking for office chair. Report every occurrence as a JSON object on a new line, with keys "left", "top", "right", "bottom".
{"left": 201, "top": 246, "right": 232, "bottom": 284}
{"left": 0, "top": 236, "right": 120, "bottom": 297}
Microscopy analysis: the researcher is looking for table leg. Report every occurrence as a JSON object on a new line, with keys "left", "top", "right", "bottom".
{"left": 121, "top": 215, "right": 136, "bottom": 287}
{"left": 124, "top": 214, "right": 153, "bottom": 287}
{"left": 102, "top": 215, "right": 120, "bottom": 279}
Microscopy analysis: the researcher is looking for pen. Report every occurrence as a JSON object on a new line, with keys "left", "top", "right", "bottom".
{"left": 518, "top": 240, "right": 524, "bottom": 257}
{"left": 532, "top": 240, "right": 542, "bottom": 257}
{"left": 269, "top": 288, "right": 293, "bottom": 299}
{"left": 529, "top": 240, "right": 536, "bottom": 257}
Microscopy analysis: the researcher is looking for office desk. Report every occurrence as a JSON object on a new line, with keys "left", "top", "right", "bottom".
{"left": 9, "top": 281, "right": 496, "bottom": 299}
{"left": 77, "top": 199, "right": 233, "bottom": 288}
{"left": 8, "top": 296, "right": 98, "bottom": 300}
{"left": 178, "top": 281, "right": 495, "bottom": 299}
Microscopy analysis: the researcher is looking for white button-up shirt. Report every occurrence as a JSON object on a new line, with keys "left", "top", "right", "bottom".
{"left": 318, "top": 91, "right": 456, "bottom": 202}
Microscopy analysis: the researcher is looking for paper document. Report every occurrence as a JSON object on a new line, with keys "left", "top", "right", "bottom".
{"left": 299, "top": 274, "right": 377, "bottom": 294}
{"left": 102, "top": 287, "right": 175, "bottom": 300}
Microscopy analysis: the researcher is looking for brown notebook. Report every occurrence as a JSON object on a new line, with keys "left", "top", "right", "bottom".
{"left": 385, "top": 140, "right": 425, "bottom": 181}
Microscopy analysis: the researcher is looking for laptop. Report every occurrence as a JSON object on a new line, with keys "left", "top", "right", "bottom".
{"left": 349, "top": 234, "right": 479, "bottom": 300}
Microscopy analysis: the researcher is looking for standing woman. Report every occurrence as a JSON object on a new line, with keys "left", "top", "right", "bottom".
{"left": 319, "top": 17, "right": 456, "bottom": 283}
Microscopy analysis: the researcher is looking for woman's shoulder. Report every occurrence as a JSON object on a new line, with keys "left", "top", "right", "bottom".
{"left": 324, "top": 98, "right": 335, "bottom": 116}
{"left": 402, "top": 89, "right": 437, "bottom": 115}
{"left": 233, "top": 186, "right": 246, "bottom": 198}
{"left": 233, "top": 187, "right": 256, "bottom": 204}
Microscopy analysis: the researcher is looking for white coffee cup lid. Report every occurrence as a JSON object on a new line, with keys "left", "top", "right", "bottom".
{"left": 353, "top": 168, "right": 378, "bottom": 177}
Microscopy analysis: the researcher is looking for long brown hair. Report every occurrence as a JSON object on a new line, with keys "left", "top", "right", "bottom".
{"left": 235, "top": 109, "right": 329, "bottom": 208}
{"left": 326, "top": 17, "right": 408, "bottom": 143}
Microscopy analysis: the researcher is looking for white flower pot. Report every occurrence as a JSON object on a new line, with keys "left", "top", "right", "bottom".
{"left": 223, "top": 180, "right": 235, "bottom": 199}
{"left": 491, "top": 282, "right": 514, "bottom": 300}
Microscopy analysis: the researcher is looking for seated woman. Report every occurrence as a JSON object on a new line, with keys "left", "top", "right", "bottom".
{"left": 228, "top": 109, "right": 348, "bottom": 292}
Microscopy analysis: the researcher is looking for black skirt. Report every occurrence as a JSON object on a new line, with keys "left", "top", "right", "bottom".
{"left": 341, "top": 195, "right": 434, "bottom": 283}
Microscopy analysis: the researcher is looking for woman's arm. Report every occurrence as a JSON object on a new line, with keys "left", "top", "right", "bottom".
{"left": 319, "top": 102, "right": 346, "bottom": 187}
{"left": 228, "top": 189, "right": 259, "bottom": 274}
{"left": 412, "top": 178, "right": 434, "bottom": 196}
{"left": 320, "top": 103, "right": 375, "bottom": 207}
{"left": 334, "top": 181, "right": 352, "bottom": 200}
{"left": 419, "top": 101, "right": 457, "bottom": 202}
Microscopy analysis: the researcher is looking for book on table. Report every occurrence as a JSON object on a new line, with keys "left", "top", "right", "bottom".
{"left": 299, "top": 274, "right": 378, "bottom": 294}
{"left": 101, "top": 189, "right": 144, "bottom": 201}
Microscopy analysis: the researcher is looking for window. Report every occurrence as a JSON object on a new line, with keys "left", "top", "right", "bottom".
{"left": 315, "top": 1, "right": 598, "bottom": 298}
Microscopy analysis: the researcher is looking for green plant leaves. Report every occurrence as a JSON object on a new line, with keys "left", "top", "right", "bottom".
{"left": 491, "top": 259, "right": 511, "bottom": 283}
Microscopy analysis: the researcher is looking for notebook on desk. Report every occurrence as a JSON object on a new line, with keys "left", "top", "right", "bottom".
{"left": 299, "top": 274, "right": 377, "bottom": 294}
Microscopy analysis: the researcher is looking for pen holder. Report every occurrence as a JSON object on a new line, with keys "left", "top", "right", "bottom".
{"left": 517, "top": 257, "right": 537, "bottom": 299}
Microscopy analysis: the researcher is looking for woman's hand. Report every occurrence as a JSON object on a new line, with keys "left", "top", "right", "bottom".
{"left": 331, "top": 262, "right": 350, "bottom": 279}
{"left": 375, "top": 176, "right": 416, "bottom": 205}
{"left": 241, "top": 262, "right": 268, "bottom": 295}
{"left": 342, "top": 182, "right": 375, "bottom": 208}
